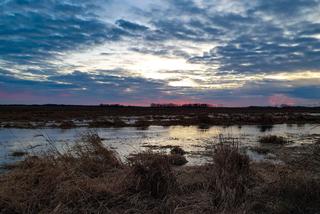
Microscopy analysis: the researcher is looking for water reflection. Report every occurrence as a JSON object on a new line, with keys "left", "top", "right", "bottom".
{"left": 1, "top": 124, "right": 320, "bottom": 166}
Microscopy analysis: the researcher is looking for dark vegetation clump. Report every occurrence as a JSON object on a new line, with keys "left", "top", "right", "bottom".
{"left": 10, "top": 151, "right": 28, "bottom": 157}
{"left": 207, "top": 142, "right": 251, "bottom": 210}
{"left": 89, "top": 118, "right": 126, "bottom": 127}
{"left": 134, "top": 118, "right": 150, "bottom": 129}
{"left": 170, "top": 146, "right": 186, "bottom": 155}
{"left": 197, "top": 115, "right": 212, "bottom": 128}
{"left": 126, "top": 152, "right": 177, "bottom": 199}
{"left": 89, "top": 120, "right": 114, "bottom": 127}
{"left": 58, "top": 120, "right": 75, "bottom": 129}
{"left": 64, "top": 133, "right": 123, "bottom": 177}
{"left": 259, "top": 135, "right": 290, "bottom": 145}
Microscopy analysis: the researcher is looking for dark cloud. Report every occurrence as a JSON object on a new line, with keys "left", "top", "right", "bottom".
{"left": 187, "top": 4, "right": 320, "bottom": 74}
{"left": 0, "top": 0, "right": 126, "bottom": 66}
{"left": 116, "top": 19, "right": 149, "bottom": 31}
{"left": 253, "top": 0, "right": 320, "bottom": 16}
{"left": 0, "top": 70, "right": 180, "bottom": 104}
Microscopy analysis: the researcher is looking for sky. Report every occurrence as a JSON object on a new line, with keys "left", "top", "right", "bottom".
{"left": 1, "top": 0, "right": 320, "bottom": 106}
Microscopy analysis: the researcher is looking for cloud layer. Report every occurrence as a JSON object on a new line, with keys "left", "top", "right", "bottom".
{"left": 1, "top": 0, "right": 320, "bottom": 106}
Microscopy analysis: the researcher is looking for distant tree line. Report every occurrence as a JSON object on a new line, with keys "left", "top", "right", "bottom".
{"left": 99, "top": 104, "right": 126, "bottom": 107}
{"left": 150, "top": 103, "right": 214, "bottom": 107}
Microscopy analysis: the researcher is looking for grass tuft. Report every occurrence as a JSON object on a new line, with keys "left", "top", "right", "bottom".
{"left": 207, "top": 141, "right": 251, "bottom": 209}
{"left": 126, "top": 152, "right": 177, "bottom": 199}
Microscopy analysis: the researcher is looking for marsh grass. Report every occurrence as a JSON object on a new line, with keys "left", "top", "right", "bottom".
{"left": 126, "top": 152, "right": 177, "bottom": 199}
{"left": 206, "top": 138, "right": 251, "bottom": 210}
{"left": 248, "top": 169, "right": 320, "bottom": 214}
{"left": 271, "top": 174, "right": 320, "bottom": 214}
{"left": 1, "top": 133, "right": 320, "bottom": 213}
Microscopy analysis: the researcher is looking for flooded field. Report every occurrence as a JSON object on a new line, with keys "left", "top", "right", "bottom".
{"left": 1, "top": 124, "right": 319, "bottom": 166}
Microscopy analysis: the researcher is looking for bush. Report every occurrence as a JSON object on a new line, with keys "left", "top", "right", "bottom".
{"left": 126, "top": 152, "right": 177, "bottom": 198}
{"left": 207, "top": 142, "right": 251, "bottom": 209}
{"left": 65, "top": 133, "right": 123, "bottom": 177}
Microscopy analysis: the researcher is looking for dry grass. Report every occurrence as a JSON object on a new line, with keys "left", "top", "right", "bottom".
{"left": 270, "top": 174, "right": 320, "bottom": 214}
{"left": 0, "top": 133, "right": 126, "bottom": 213}
{"left": 248, "top": 164, "right": 320, "bottom": 214}
{"left": 1, "top": 133, "right": 320, "bottom": 213}
{"left": 126, "top": 152, "right": 177, "bottom": 199}
{"left": 206, "top": 141, "right": 251, "bottom": 210}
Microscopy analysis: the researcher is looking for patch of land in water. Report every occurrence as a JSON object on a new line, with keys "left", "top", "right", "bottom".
{"left": 1, "top": 105, "right": 320, "bottom": 128}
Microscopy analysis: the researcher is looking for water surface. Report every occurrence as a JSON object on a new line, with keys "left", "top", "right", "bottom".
{"left": 1, "top": 124, "right": 319, "bottom": 166}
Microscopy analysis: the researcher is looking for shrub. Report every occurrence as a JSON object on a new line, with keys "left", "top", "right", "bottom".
{"left": 63, "top": 133, "right": 123, "bottom": 177}
{"left": 126, "top": 152, "right": 177, "bottom": 198}
{"left": 207, "top": 142, "right": 251, "bottom": 209}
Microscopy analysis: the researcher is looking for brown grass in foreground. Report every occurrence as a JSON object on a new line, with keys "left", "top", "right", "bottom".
{"left": 207, "top": 143, "right": 251, "bottom": 209}
{"left": 1, "top": 134, "right": 320, "bottom": 213}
